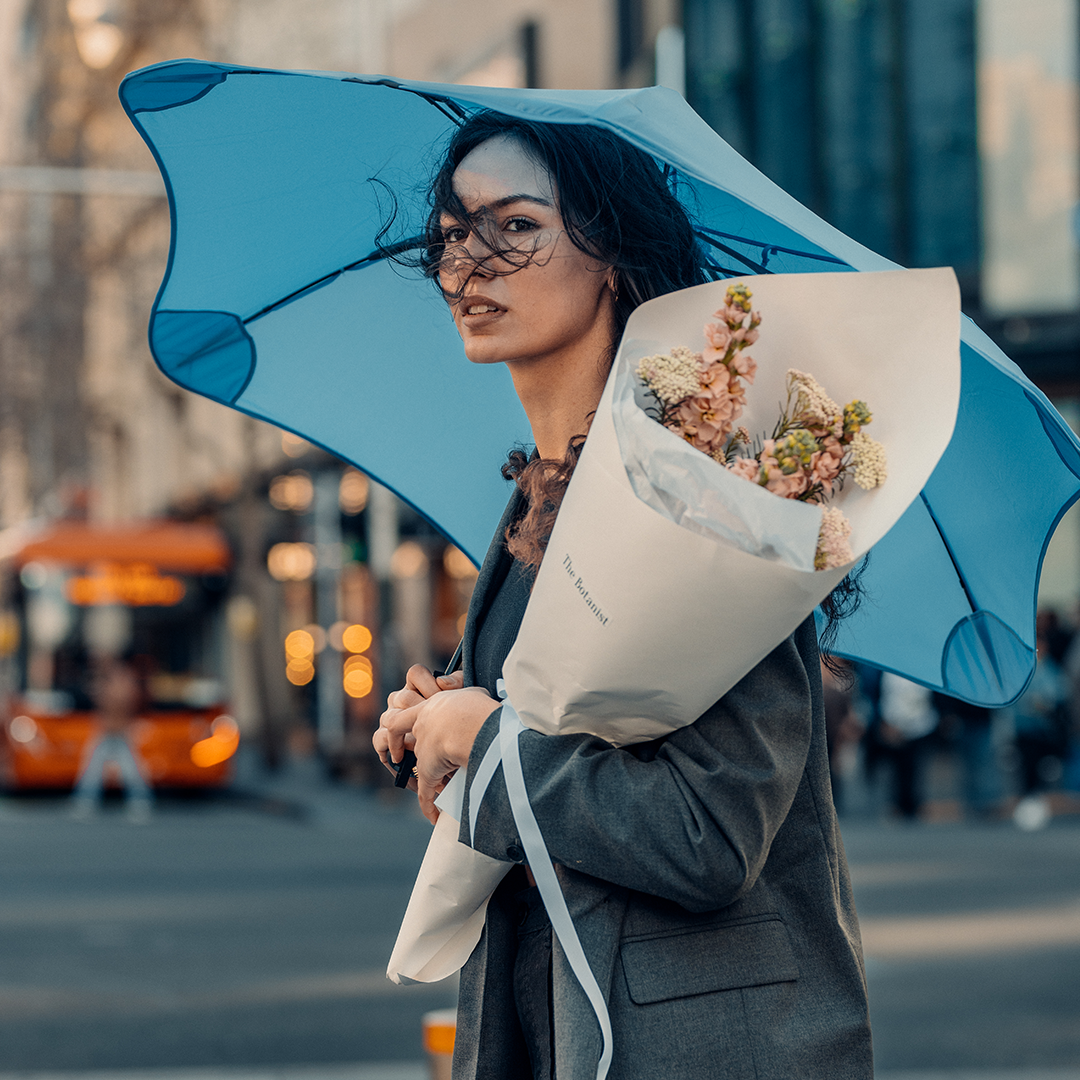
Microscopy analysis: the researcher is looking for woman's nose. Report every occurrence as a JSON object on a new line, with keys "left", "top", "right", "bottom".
{"left": 461, "top": 232, "right": 493, "bottom": 275}
{"left": 440, "top": 228, "right": 495, "bottom": 286}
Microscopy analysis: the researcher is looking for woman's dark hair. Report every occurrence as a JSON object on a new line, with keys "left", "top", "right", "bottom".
{"left": 425, "top": 110, "right": 862, "bottom": 645}
{"left": 423, "top": 110, "right": 707, "bottom": 347}
{"left": 425, "top": 110, "right": 707, "bottom": 571}
{"left": 818, "top": 556, "right": 869, "bottom": 677}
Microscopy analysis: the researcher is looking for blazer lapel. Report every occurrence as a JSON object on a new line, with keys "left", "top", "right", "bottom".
{"left": 462, "top": 487, "right": 522, "bottom": 687}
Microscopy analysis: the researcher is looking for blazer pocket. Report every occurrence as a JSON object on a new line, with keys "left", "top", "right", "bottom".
{"left": 621, "top": 915, "right": 799, "bottom": 1006}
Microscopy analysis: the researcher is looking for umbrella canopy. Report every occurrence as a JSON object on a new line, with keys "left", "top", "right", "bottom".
{"left": 120, "top": 59, "right": 1080, "bottom": 707}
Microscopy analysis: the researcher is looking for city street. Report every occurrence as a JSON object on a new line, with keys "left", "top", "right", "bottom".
{"left": 0, "top": 761, "right": 1077, "bottom": 1078}
{"left": 846, "top": 818, "right": 1080, "bottom": 1074}
{"left": 0, "top": 763, "right": 455, "bottom": 1071}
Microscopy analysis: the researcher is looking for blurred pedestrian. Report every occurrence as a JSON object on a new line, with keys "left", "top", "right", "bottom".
{"left": 1059, "top": 609, "right": 1080, "bottom": 794}
{"left": 866, "top": 672, "right": 938, "bottom": 820}
{"left": 70, "top": 656, "right": 153, "bottom": 822}
{"left": 1011, "top": 632, "right": 1068, "bottom": 830}
{"left": 1037, "top": 608, "right": 1073, "bottom": 667}
{"left": 821, "top": 658, "right": 864, "bottom": 813}
{"left": 934, "top": 693, "right": 1000, "bottom": 819}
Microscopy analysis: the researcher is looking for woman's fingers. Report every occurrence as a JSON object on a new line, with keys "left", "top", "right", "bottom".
{"left": 418, "top": 784, "right": 440, "bottom": 824}
{"left": 373, "top": 724, "right": 415, "bottom": 770}
{"left": 436, "top": 669, "right": 466, "bottom": 691}
{"left": 385, "top": 687, "right": 425, "bottom": 712}
{"left": 417, "top": 768, "right": 455, "bottom": 824}
{"left": 372, "top": 727, "right": 401, "bottom": 776}
{"left": 372, "top": 728, "right": 420, "bottom": 792}
{"left": 405, "top": 664, "right": 443, "bottom": 700}
{"left": 377, "top": 667, "right": 466, "bottom": 766}
{"left": 377, "top": 682, "right": 494, "bottom": 818}
{"left": 379, "top": 704, "right": 420, "bottom": 764}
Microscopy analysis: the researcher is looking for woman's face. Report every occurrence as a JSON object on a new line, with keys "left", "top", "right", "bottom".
{"left": 438, "top": 136, "right": 614, "bottom": 368}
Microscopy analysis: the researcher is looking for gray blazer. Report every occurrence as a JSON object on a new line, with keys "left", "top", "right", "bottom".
{"left": 452, "top": 491, "right": 873, "bottom": 1080}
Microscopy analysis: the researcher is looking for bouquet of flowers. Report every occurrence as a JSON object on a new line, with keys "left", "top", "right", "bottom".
{"left": 636, "top": 283, "right": 888, "bottom": 571}
{"left": 390, "top": 268, "right": 961, "bottom": 988}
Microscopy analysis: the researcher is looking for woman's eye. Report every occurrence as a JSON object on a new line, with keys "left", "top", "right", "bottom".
{"left": 505, "top": 216, "right": 538, "bottom": 233}
{"left": 441, "top": 225, "right": 468, "bottom": 244}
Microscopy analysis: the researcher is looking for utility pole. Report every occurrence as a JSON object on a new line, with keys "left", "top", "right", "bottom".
{"left": 367, "top": 480, "right": 401, "bottom": 712}
{"left": 313, "top": 469, "right": 344, "bottom": 756}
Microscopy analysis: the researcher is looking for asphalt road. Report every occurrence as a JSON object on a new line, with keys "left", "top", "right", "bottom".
{"left": 0, "top": 761, "right": 1077, "bottom": 1075}
{"left": 845, "top": 816, "right": 1080, "bottom": 1074}
{"left": 0, "top": 769, "right": 454, "bottom": 1071}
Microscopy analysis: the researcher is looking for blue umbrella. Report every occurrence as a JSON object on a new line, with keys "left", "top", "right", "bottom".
{"left": 120, "top": 59, "right": 1080, "bottom": 707}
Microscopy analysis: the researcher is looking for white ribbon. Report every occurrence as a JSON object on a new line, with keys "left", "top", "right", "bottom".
{"left": 468, "top": 734, "right": 503, "bottom": 847}
{"left": 492, "top": 680, "right": 614, "bottom": 1080}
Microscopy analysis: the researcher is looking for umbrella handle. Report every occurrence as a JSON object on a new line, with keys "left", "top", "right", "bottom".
{"left": 392, "top": 638, "right": 465, "bottom": 789}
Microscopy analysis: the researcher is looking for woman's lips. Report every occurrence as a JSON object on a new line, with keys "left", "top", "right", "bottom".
{"left": 459, "top": 296, "right": 504, "bottom": 326}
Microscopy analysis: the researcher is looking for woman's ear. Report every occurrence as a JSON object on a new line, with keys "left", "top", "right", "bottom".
{"left": 608, "top": 271, "right": 619, "bottom": 303}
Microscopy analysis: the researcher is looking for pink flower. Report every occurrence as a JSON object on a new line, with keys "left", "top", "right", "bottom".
{"left": 815, "top": 506, "right": 853, "bottom": 570}
{"left": 763, "top": 467, "right": 809, "bottom": 498}
{"left": 809, "top": 435, "right": 844, "bottom": 496}
{"left": 698, "top": 361, "right": 731, "bottom": 392}
{"left": 726, "top": 456, "right": 762, "bottom": 483}
{"left": 729, "top": 350, "right": 757, "bottom": 382}
{"left": 758, "top": 441, "right": 810, "bottom": 498}
{"left": 702, "top": 320, "right": 733, "bottom": 363}
{"left": 674, "top": 394, "right": 737, "bottom": 451}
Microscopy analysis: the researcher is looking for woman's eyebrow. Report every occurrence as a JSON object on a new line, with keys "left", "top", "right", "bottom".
{"left": 440, "top": 193, "right": 554, "bottom": 227}
{"left": 491, "top": 193, "right": 554, "bottom": 209}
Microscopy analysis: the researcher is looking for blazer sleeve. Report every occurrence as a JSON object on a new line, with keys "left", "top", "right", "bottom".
{"left": 457, "top": 619, "right": 818, "bottom": 914}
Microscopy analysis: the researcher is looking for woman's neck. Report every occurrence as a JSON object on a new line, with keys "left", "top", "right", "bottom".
{"left": 507, "top": 330, "right": 614, "bottom": 461}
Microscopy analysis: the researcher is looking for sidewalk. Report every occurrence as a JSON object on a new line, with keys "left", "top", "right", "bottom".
{"left": 878, "top": 1073, "right": 1080, "bottom": 1080}
{"left": 228, "top": 747, "right": 422, "bottom": 831}
{"left": 0, "top": 1068, "right": 427, "bottom": 1080}
{"left": 2, "top": 1066, "right": 1078, "bottom": 1080}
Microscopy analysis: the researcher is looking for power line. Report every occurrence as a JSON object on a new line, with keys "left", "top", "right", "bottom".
{"left": 0, "top": 166, "right": 164, "bottom": 197}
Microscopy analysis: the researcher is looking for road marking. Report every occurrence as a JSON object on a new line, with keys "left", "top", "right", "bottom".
{"left": 0, "top": 1068, "right": 426, "bottom": 1080}
{"left": 878, "top": 1072, "right": 1080, "bottom": 1080}
{"left": 860, "top": 902, "right": 1080, "bottom": 960}
{"left": 0, "top": 1068, "right": 1076, "bottom": 1080}
{"left": 0, "top": 969, "right": 456, "bottom": 1020}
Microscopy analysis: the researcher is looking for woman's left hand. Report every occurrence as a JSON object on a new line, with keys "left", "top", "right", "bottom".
{"left": 380, "top": 687, "right": 501, "bottom": 823}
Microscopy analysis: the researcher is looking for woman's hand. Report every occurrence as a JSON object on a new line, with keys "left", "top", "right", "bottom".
{"left": 378, "top": 678, "right": 501, "bottom": 823}
{"left": 374, "top": 665, "right": 464, "bottom": 782}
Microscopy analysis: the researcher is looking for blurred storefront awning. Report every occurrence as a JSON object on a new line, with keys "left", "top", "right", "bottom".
{"left": 11, "top": 521, "right": 231, "bottom": 574}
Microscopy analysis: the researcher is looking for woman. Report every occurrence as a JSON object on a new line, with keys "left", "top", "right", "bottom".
{"left": 375, "top": 112, "right": 872, "bottom": 1080}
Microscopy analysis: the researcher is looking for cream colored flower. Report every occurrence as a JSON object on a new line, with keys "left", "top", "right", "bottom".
{"left": 788, "top": 369, "right": 839, "bottom": 428}
{"left": 815, "top": 506, "right": 854, "bottom": 570}
{"left": 636, "top": 346, "right": 701, "bottom": 406}
{"left": 851, "top": 430, "right": 888, "bottom": 490}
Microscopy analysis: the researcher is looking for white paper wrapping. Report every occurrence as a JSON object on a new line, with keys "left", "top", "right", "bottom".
{"left": 387, "top": 268, "right": 961, "bottom": 986}
{"left": 503, "top": 267, "right": 960, "bottom": 741}
{"left": 386, "top": 780, "right": 509, "bottom": 985}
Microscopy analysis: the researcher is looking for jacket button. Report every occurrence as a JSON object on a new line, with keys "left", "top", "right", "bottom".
{"left": 506, "top": 844, "right": 524, "bottom": 863}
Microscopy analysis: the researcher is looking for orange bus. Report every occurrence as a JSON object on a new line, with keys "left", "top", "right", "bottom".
{"left": 0, "top": 520, "right": 239, "bottom": 791}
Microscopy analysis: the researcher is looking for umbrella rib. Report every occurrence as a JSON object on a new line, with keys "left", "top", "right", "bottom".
{"left": 704, "top": 261, "right": 747, "bottom": 279}
{"left": 242, "top": 235, "right": 427, "bottom": 325}
{"left": 918, "top": 491, "right": 978, "bottom": 614}
{"left": 694, "top": 227, "right": 851, "bottom": 269}
{"left": 343, "top": 78, "right": 468, "bottom": 124}
{"left": 695, "top": 234, "right": 771, "bottom": 275}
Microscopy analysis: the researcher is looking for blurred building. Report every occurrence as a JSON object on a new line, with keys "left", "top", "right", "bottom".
{"left": 7, "top": 0, "right": 1073, "bottom": 770}
{"left": 683, "top": 0, "right": 1080, "bottom": 611}
{"left": 0, "top": 0, "right": 680, "bottom": 772}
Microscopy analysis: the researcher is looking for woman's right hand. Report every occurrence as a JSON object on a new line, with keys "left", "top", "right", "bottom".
{"left": 373, "top": 664, "right": 464, "bottom": 776}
